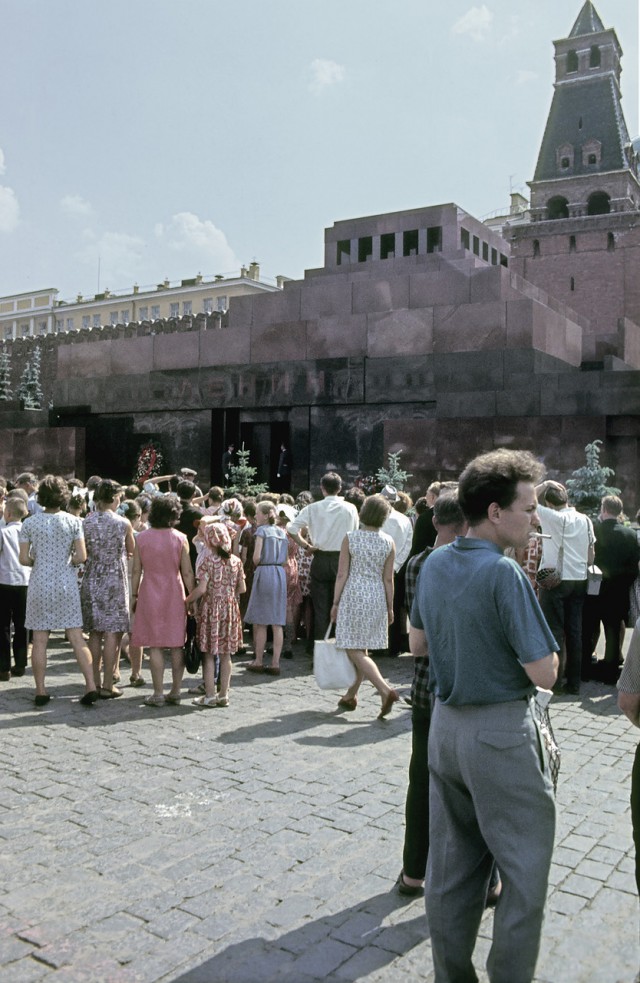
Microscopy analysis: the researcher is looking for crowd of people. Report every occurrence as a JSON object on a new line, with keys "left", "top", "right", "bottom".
{"left": 2, "top": 456, "right": 640, "bottom": 982}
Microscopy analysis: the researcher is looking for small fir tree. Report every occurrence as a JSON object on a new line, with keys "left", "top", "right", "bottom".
{"left": 376, "top": 450, "right": 413, "bottom": 491}
{"left": 0, "top": 349, "right": 12, "bottom": 400}
{"left": 226, "top": 443, "right": 268, "bottom": 497}
{"left": 565, "top": 439, "right": 620, "bottom": 518}
{"left": 17, "top": 346, "right": 43, "bottom": 409}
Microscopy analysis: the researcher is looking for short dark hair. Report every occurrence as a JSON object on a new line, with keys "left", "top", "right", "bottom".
{"left": 344, "top": 487, "right": 366, "bottom": 513}
{"left": 93, "top": 479, "right": 122, "bottom": 505}
{"left": 149, "top": 494, "right": 182, "bottom": 528}
{"left": 458, "top": 449, "right": 544, "bottom": 526}
{"left": 121, "top": 500, "right": 141, "bottom": 522}
{"left": 37, "top": 475, "right": 70, "bottom": 509}
{"left": 359, "top": 494, "right": 392, "bottom": 528}
{"left": 433, "top": 491, "right": 465, "bottom": 529}
{"left": 207, "top": 486, "right": 224, "bottom": 504}
{"left": 176, "top": 479, "right": 196, "bottom": 501}
{"left": 321, "top": 472, "right": 342, "bottom": 496}
{"left": 296, "top": 490, "right": 313, "bottom": 507}
{"left": 542, "top": 482, "right": 568, "bottom": 508}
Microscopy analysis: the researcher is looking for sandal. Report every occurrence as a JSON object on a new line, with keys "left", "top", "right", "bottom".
{"left": 192, "top": 696, "right": 217, "bottom": 708}
{"left": 98, "top": 686, "right": 123, "bottom": 699}
{"left": 129, "top": 675, "right": 146, "bottom": 688}
{"left": 246, "top": 663, "right": 264, "bottom": 674}
{"left": 264, "top": 666, "right": 280, "bottom": 676}
{"left": 216, "top": 696, "right": 230, "bottom": 707}
{"left": 338, "top": 696, "right": 357, "bottom": 711}
{"left": 165, "top": 693, "right": 181, "bottom": 705}
{"left": 80, "top": 691, "right": 99, "bottom": 706}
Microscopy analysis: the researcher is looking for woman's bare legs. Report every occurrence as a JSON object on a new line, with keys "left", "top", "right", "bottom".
{"left": 217, "top": 653, "right": 232, "bottom": 700}
{"left": 271, "top": 626, "right": 283, "bottom": 670}
{"left": 31, "top": 630, "right": 50, "bottom": 697}
{"left": 168, "top": 646, "right": 184, "bottom": 698}
{"left": 88, "top": 632, "right": 103, "bottom": 689}
{"left": 102, "top": 632, "right": 123, "bottom": 690}
{"left": 66, "top": 628, "right": 98, "bottom": 694}
{"left": 251, "top": 625, "right": 266, "bottom": 667}
{"left": 202, "top": 652, "right": 217, "bottom": 698}
{"left": 342, "top": 649, "right": 397, "bottom": 706}
{"left": 148, "top": 647, "right": 165, "bottom": 696}
{"left": 129, "top": 643, "right": 144, "bottom": 682}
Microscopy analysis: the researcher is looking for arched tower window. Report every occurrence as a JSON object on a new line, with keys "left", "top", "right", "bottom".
{"left": 556, "top": 143, "right": 574, "bottom": 173}
{"left": 587, "top": 191, "right": 611, "bottom": 215}
{"left": 547, "top": 196, "right": 569, "bottom": 220}
{"left": 590, "top": 45, "right": 601, "bottom": 68}
{"left": 567, "top": 49, "right": 579, "bottom": 73}
{"left": 582, "top": 139, "right": 601, "bottom": 167}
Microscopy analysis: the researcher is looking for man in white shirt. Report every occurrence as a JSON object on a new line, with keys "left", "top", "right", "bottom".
{"left": 287, "top": 472, "right": 359, "bottom": 644}
{"left": 380, "top": 485, "right": 413, "bottom": 656}
{"left": 535, "top": 480, "right": 594, "bottom": 695}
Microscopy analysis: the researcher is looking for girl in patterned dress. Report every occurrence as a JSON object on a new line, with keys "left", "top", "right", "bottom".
{"left": 185, "top": 522, "right": 245, "bottom": 708}
{"left": 330, "top": 494, "right": 400, "bottom": 719}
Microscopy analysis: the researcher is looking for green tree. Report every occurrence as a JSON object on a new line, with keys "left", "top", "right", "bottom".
{"left": 376, "top": 450, "right": 413, "bottom": 491}
{"left": 226, "top": 444, "right": 268, "bottom": 497}
{"left": 0, "top": 349, "right": 12, "bottom": 400}
{"left": 565, "top": 439, "right": 620, "bottom": 518}
{"left": 17, "top": 346, "right": 43, "bottom": 409}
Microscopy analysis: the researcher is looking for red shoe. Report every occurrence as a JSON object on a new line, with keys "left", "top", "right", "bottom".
{"left": 378, "top": 690, "right": 399, "bottom": 719}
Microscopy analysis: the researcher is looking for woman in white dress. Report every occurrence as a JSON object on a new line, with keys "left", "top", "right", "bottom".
{"left": 19, "top": 475, "right": 98, "bottom": 707}
{"left": 330, "top": 494, "right": 399, "bottom": 718}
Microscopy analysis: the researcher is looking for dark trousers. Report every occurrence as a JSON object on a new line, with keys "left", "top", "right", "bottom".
{"left": 0, "top": 584, "right": 28, "bottom": 672}
{"left": 403, "top": 703, "right": 431, "bottom": 880}
{"left": 539, "top": 580, "right": 586, "bottom": 688}
{"left": 310, "top": 551, "right": 340, "bottom": 641}
{"left": 583, "top": 577, "right": 633, "bottom": 667}
{"left": 389, "top": 562, "right": 409, "bottom": 656}
{"left": 633, "top": 743, "right": 640, "bottom": 895}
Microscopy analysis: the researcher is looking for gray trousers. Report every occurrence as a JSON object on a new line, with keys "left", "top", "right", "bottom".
{"left": 427, "top": 698, "right": 556, "bottom": 983}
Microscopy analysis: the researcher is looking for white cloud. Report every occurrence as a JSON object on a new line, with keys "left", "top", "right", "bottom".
{"left": 516, "top": 69, "right": 538, "bottom": 86}
{"left": 309, "top": 58, "right": 346, "bottom": 94}
{"left": 155, "top": 212, "right": 240, "bottom": 273}
{"left": 61, "top": 194, "right": 94, "bottom": 217}
{"left": 452, "top": 5, "right": 493, "bottom": 42}
{"left": 0, "top": 148, "right": 5, "bottom": 176}
{"left": 75, "top": 230, "right": 146, "bottom": 286}
{"left": 0, "top": 185, "right": 19, "bottom": 232}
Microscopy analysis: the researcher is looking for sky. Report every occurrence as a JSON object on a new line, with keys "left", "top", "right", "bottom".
{"left": 0, "top": 0, "right": 638, "bottom": 301}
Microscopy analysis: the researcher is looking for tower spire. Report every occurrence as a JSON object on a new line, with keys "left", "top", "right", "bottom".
{"left": 569, "top": 2, "right": 606, "bottom": 38}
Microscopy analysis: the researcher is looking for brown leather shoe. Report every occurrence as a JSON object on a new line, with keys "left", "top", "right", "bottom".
{"left": 338, "top": 697, "right": 357, "bottom": 711}
{"left": 378, "top": 690, "right": 400, "bottom": 719}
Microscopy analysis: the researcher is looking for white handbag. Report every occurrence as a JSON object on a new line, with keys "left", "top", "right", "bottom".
{"left": 313, "top": 625, "right": 357, "bottom": 690}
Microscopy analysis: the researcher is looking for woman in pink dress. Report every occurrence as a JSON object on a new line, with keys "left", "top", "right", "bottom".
{"left": 131, "top": 494, "right": 195, "bottom": 706}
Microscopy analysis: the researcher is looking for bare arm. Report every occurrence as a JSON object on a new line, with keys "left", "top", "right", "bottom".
{"left": 287, "top": 528, "right": 316, "bottom": 552}
{"left": 19, "top": 541, "right": 33, "bottom": 567}
{"left": 124, "top": 520, "right": 135, "bottom": 558}
{"left": 252, "top": 535, "right": 264, "bottom": 568}
{"left": 329, "top": 535, "right": 351, "bottom": 623}
{"left": 71, "top": 537, "right": 87, "bottom": 565}
{"left": 180, "top": 540, "right": 195, "bottom": 595}
{"left": 185, "top": 575, "right": 207, "bottom": 606}
{"left": 131, "top": 543, "right": 142, "bottom": 609}
{"left": 409, "top": 625, "right": 429, "bottom": 659}
{"left": 522, "top": 652, "right": 559, "bottom": 690}
{"left": 383, "top": 543, "right": 395, "bottom": 623}
{"left": 618, "top": 691, "right": 640, "bottom": 728}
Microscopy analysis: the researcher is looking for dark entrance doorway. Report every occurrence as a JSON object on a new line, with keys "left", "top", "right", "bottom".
{"left": 240, "top": 421, "right": 290, "bottom": 491}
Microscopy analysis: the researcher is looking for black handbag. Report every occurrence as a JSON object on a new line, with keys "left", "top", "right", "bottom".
{"left": 184, "top": 616, "right": 202, "bottom": 674}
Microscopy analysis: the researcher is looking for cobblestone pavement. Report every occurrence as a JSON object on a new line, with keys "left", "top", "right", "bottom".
{"left": 1, "top": 633, "right": 638, "bottom": 983}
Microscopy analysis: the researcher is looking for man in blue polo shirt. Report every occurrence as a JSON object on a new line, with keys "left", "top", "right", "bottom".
{"left": 410, "top": 448, "right": 558, "bottom": 983}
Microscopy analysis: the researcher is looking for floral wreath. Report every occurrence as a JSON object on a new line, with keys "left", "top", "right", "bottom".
{"left": 134, "top": 440, "right": 165, "bottom": 485}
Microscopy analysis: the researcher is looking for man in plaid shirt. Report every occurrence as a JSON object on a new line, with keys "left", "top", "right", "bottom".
{"left": 397, "top": 491, "right": 467, "bottom": 896}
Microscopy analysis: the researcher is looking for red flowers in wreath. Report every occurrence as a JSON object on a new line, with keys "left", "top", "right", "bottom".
{"left": 135, "top": 441, "right": 165, "bottom": 485}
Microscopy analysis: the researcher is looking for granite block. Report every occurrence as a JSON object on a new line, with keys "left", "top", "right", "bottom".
{"left": 111, "top": 337, "right": 153, "bottom": 376}
{"left": 307, "top": 315, "right": 366, "bottom": 359}
{"left": 199, "top": 324, "right": 250, "bottom": 366}
{"left": 409, "top": 270, "right": 470, "bottom": 309}
{"left": 433, "top": 350, "right": 504, "bottom": 392}
{"left": 365, "top": 355, "right": 435, "bottom": 403}
{"left": 250, "top": 287, "right": 303, "bottom": 325}
{"left": 434, "top": 390, "right": 498, "bottom": 417}
{"left": 301, "top": 282, "right": 353, "bottom": 320}
{"left": 469, "top": 266, "right": 519, "bottom": 304}
{"left": 56, "top": 340, "right": 112, "bottom": 379}
{"left": 227, "top": 294, "right": 254, "bottom": 330}
{"left": 352, "top": 277, "right": 410, "bottom": 314}
{"left": 251, "top": 320, "right": 308, "bottom": 363}
{"left": 367, "top": 309, "right": 433, "bottom": 357}
{"left": 496, "top": 389, "right": 542, "bottom": 417}
{"left": 433, "top": 301, "right": 506, "bottom": 353}
{"left": 153, "top": 331, "right": 200, "bottom": 371}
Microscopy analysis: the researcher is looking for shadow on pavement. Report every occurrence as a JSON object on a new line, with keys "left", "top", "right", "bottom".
{"left": 172, "top": 889, "right": 428, "bottom": 983}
